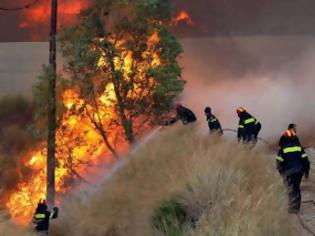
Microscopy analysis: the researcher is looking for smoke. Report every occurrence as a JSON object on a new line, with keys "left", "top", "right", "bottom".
{"left": 0, "top": 212, "right": 36, "bottom": 236}
{"left": 0, "top": 0, "right": 90, "bottom": 42}
{"left": 1, "top": 37, "right": 315, "bottom": 235}
{"left": 44, "top": 128, "right": 297, "bottom": 235}
{"left": 179, "top": 36, "right": 315, "bottom": 144}
{"left": 172, "top": 0, "right": 315, "bottom": 37}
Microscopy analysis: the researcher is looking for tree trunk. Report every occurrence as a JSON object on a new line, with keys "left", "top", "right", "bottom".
{"left": 47, "top": 0, "right": 58, "bottom": 207}
{"left": 112, "top": 73, "right": 136, "bottom": 144}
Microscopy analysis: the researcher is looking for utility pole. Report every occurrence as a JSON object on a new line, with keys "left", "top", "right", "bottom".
{"left": 47, "top": 0, "right": 58, "bottom": 207}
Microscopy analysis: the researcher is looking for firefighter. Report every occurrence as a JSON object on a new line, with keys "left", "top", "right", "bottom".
{"left": 33, "top": 200, "right": 59, "bottom": 235}
{"left": 279, "top": 123, "right": 301, "bottom": 148}
{"left": 164, "top": 103, "right": 197, "bottom": 125}
{"left": 236, "top": 107, "right": 261, "bottom": 144}
{"left": 204, "top": 106, "right": 222, "bottom": 133}
{"left": 276, "top": 140, "right": 310, "bottom": 214}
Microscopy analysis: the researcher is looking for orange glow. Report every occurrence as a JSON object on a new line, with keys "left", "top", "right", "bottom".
{"left": 5, "top": 31, "right": 162, "bottom": 225}
{"left": 172, "top": 10, "right": 194, "bottom": 27}
{"left": 148, "top": 32, "right": 160, "bottom": 44}
{"left": 18, "top": 0, "right": 89, "bottom": 40}
{"left": 22, "top": 1, "right": 86, "bottom": 24}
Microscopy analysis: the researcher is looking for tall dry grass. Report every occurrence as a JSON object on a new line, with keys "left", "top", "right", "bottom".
{"left": 44, "top": 126, "right": 295, "bottom": 236}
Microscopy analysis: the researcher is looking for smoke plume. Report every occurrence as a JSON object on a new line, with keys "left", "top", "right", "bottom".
{"left": 179, "top": 36, "right": 315, "bottom": 145}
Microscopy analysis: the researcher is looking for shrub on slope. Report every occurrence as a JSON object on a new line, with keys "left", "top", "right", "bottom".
{"left": 50, "top": 126, "right": 294, "bottom": 236}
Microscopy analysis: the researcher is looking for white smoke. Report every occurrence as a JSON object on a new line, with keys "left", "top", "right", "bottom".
{"left": 179, "top": 36, "right": 315, "bottom": 143}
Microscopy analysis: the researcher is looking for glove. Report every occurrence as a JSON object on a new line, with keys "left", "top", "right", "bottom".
{"left": 53, "top": 207, "right": 59, "bottom": 216}
{"left": 161, "top": 120, "right": 169, "bottom": 126}
{"left": 304, "top": 172, "right": 309, "bottom": 179}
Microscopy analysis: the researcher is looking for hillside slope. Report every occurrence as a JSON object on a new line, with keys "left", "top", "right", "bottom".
{"left": 47, "top": 127, "right": 298, "bottom": 236}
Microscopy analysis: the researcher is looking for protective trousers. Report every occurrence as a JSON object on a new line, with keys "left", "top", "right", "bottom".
{"left": 285, "top": 172, "right": 304, "bottom": 213}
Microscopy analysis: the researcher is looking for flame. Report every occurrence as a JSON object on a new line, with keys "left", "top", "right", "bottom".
{"left": 18, "top": 0, "right": 89, "bottom": 40}
{"left": 172, "top": 10, "right": 194, "bottom": 27}
{"left": 5, "top": 32, "right": 162, "bottom": 224}
{"left": 148, "top": 32, "right": 160, "bottom": 44}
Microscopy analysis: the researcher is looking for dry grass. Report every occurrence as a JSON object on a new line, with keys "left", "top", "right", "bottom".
{"left": 44, "top": 126, "right": 295, "bottom": 236}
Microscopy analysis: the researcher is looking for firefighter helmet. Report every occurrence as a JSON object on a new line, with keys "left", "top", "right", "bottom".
{"left": 236, "top": 106, "right": 246, "bottom": 115}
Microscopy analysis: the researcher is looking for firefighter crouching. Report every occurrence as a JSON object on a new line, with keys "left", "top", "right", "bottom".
{"left": 236, "top": 107, "right": 261, "bottom": 144}
{"left": 33, "top": 200, "right": 59, "bottom": 235}
{"left": 204, "top": 106, "right": 222, "bottom": 134}
{"left": 276, "top": 131, "right": 310, "bottom": 214}
{"left": 164, "top": 103, "right": 197, "bottom": 126}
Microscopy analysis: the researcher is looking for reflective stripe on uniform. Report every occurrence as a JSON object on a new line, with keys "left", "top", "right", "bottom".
{"left": 210, "top": 118, "right": 217, "bottom": 123}
{"left": 35, "top": 213, "right": 46, "bottom": 219}
{"left": 283, "top": 146, "right": 302, "bottom": 154}
{"left": 239, "top": 125, "right": 244, "bottom": 128}
{"left": 276, "top": 156, "right": 284, "bottom": 162}
{"left": 244, "top": 117, "right": 255, "bottom": 124}
{"left": 302, "top": 153, "right": 308, "bottom": 158}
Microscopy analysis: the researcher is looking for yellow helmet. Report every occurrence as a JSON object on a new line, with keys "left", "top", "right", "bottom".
{"left": 236, "top": 106, "right": 246, "bottom": 114}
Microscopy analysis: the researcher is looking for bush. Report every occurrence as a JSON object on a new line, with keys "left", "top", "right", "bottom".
{"left": 153, "top": 200, "right": 187, "bottom": 235}
{"left": 0, "top": 95, "right": 33, "bottom": 129}
{"left": 48, "top": 127, "right": 299, "bottom": 236}
{"left": 0, "top": 96, "right": 35, "bottom": 200}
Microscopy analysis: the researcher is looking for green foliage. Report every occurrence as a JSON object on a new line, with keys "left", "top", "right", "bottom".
{"left": 0, "top": 95, "right": 33, "bottom": 128}
{"left": 32, "top": 64, "right": 69, "bottom": 139}
{"left": 153, "top": 200, "right": 188, "bottom": 236}
{"left": 60, "top": 0, "right": 184, "bottom": 144}
{"left": 135, "top": 0, "right": 172, "bottom": 21}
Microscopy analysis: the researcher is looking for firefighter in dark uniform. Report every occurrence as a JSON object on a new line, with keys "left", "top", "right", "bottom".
{"left": 276, "top": 133, "right": 310, "bottom": 213}
{"left": 236, "top": 107, "right": 261, "bottom": 144}
{"left": 33, "top": 200, "right": 59, "bottom": 235}
{"left": 164, "top": 103, "right": 197, "bottom": 125}
{"left": 279, "top": 123, "right": 301, "bottom": 148}
{"left": 204, "top": 107, "right": 222, "bottom": 134}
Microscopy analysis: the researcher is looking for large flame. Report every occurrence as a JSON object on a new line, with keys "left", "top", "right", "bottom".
{"left": 18, "top": 0, "right": 89, "bottom": 40}
{"left": 172, "top": 10, "right": 194, "bottom": 27}
{"left": 5, "top": 32, "right": 161, "bottom": 225}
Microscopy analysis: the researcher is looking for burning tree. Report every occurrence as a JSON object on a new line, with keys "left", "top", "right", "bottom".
{"left": 4, "top": 0, "right": 184, "bottom": 224}
{"left": 60, "top": 0, "right": 185, "bottom": 151}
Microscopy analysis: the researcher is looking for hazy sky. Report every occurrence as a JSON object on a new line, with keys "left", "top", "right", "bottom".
{"left": 2, "top": 0, "right": 315, "bottom": 42}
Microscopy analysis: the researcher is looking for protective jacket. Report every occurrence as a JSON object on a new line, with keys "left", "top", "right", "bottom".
{"left": 276, "top": 143, "right": 310, "bottom": 213}
{"left": 237, "top": 111, "right": 261, "bottom": 142}
{"left": 278, "top": 129, "right": 301, "bottom": 148}
{"left": 167, "top": 106, "right": 197, "bottom": 125}
{"left": 206, "top": 114, "right": 222, "bottom": 132}
{"left": 276, "top": 143, "right": 310, "bottom": 177}
{"left": 33, "top": 207, "right": 58, "bottom": 232}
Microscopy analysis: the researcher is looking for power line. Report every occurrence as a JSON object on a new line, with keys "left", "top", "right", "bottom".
{"left": 0, "top": 0, "right": 40, "bottom": 11}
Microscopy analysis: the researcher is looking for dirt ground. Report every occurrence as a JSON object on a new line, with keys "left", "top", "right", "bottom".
{"left": 296, "top": 148, "right": 315, "bottom": 235}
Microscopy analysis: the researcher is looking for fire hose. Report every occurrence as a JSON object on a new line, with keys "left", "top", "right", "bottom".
{"left": 99, "top": 126, "right": 315, "bottom": 234}
{"left": 222, "top": 128, "right": 315, "bottom": 235}
{"left": 221, "top": 128, "right": 272, "bottom": 146}
{"left": 297, "top": 214, "right": 315, "bottom": 236}
{"left": 124, "top": 126, "right": 315, "bottom": 234}
{"left": 222, "top": 128, "right": 315, "bottom": 149}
